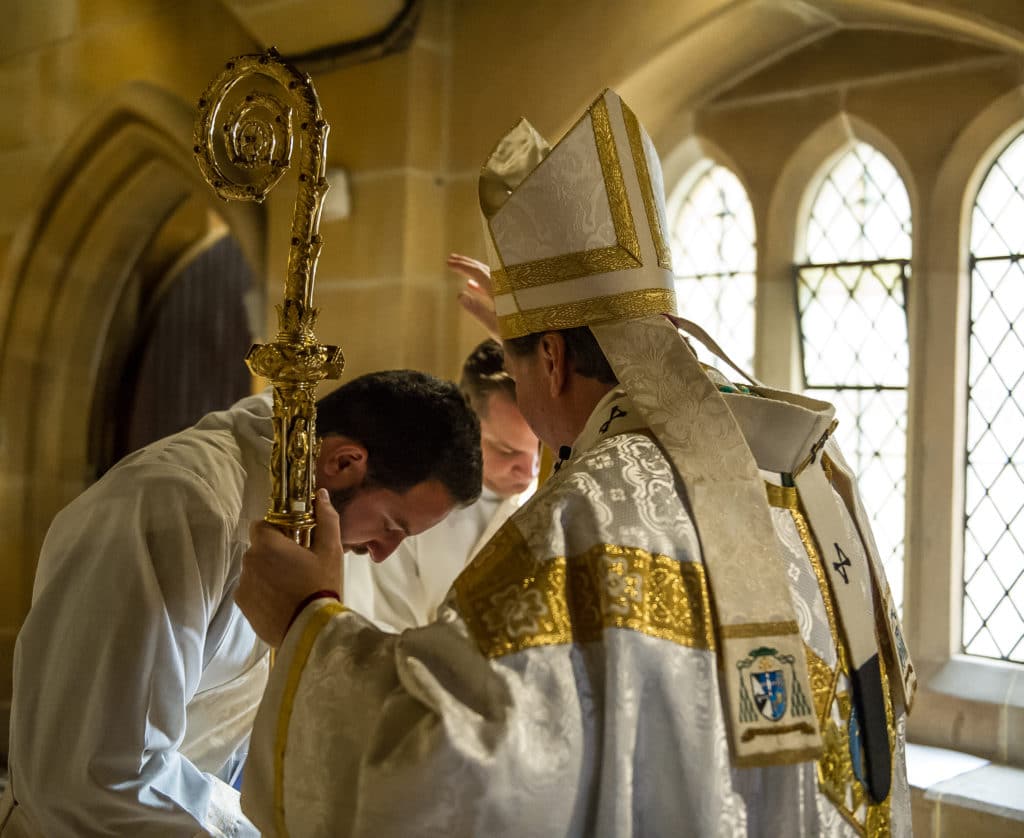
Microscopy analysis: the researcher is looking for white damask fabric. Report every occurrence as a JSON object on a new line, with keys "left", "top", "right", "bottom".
{"left": 492, "top": 111, "right": 615, "bottom": 265}
{"left": 4, "top": 395, "right": 273, "bottom": 837}
{"left": 481, "top": 90, "right": 677, "bottom": 340}
{"left": 241, "top": 391, "right": 911, "bottom": 838}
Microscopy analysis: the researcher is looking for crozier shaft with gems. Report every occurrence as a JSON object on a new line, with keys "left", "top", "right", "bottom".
{"left": 194, "top": 49, "right": 344, "bottom": 545}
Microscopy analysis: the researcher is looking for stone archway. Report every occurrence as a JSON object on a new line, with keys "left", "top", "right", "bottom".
{"left": 0, "top": 81, "right": 264, "bottom": 620}
{"left": 616, "top": 0, "right": 1024, "bottom": 158}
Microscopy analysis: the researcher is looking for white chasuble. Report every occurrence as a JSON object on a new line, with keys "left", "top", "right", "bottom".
{"left": 242, "top": 391, "right": 911, "bottom": 837}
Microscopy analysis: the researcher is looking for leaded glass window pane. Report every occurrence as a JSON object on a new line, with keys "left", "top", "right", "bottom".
{"left": 796, "top": 142, "right": 911, "bottom": 612}
{"left": 671, "top": 162, "right": 756, "bottom": 371}
{"left": 965, "top": 130, "right": 1024, "bottom": 662}
{"left": 971, "top": 133, "right": 1024, "bottom": 258}
{"left": 805, "top": 143, "right": 911, "bottom": 263}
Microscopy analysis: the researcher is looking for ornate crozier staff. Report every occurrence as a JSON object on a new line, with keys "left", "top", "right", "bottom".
{"left": 194, "top": 48, "right": 345, "bottom": 546}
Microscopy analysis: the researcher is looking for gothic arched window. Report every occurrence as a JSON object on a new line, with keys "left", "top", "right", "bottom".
{"left": 796, "top": 142, "right": 912, "bottom": 611}
{"left": 964, "top": 130, "right": 1024, "bottom": 662}
{"left": 670, "top": 161, "right": 756, "bottom": 371}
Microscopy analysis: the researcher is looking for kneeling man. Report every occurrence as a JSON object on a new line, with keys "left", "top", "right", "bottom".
{"left": 2, "top": 371, "right": 481, "bottom": 837}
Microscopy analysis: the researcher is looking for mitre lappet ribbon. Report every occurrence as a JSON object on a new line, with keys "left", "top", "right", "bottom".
{"left": 594, "top": 315, "right": 822, "bottom": 766}
{"left": 670, "top": 312, "right": 915, "bottom": 712}
{"left": 668, "top": 315, "right": 917, "bottom": 798}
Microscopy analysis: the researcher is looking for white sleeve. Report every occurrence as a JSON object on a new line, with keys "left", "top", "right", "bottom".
{"left": 9, "top": 465, "right": 258, "bottom": 837}
{"left": 242, "top": 598, "right": 589, "bottom": 838}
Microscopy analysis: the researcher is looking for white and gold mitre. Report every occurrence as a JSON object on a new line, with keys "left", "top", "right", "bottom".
{"left": 480, "top": 89, "right": 676, "bottom": 340}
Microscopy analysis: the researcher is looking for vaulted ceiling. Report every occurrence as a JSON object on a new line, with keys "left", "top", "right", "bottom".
{"left": 218, "top": 0, "right": 418, "bottom": 66}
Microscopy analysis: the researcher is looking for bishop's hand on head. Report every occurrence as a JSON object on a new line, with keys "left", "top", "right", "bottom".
{"left": 450, "top": 252, "right": 499, "bottom": 340}
{"left": 236, "top": 489, "right": 343, "bottom": 647}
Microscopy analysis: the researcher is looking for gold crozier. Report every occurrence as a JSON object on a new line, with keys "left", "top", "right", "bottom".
{"left": 194, "top": 48, "right": 345, "bottom": 545}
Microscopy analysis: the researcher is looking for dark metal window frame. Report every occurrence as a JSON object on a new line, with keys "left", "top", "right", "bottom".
{"left": 793, "top": 257, "right": 911, "bottom": 391}
{"left": 962, "top": 248, "right": 1024, "bottom": 662}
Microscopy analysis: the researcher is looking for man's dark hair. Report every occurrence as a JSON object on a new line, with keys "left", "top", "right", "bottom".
{"left": 504, "top": 326, "right": 618, "bottom": 385}
{"left": 316, "top": 370, "right": 482, "bottom": 506}
{"left": 460, "top": 339, "right": 516, "bottom": 417}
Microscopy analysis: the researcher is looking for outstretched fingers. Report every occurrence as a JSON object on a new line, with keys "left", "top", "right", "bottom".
{"left": 447, "top": 252, "right": 493, "bottom": 294}
{"left": 450, "top": 253, "right": 499, "bottom": 339}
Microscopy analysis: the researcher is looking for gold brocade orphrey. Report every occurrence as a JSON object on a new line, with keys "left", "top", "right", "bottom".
{"left": 766, "top": 480, "right": 895, "bottom": 836}
{"left": 621, "top": 101, "right": 672, "bottom": 271}
{"left": 274, "top": 601, "right": 347, "bottom": 837}
{"left": 455, "top": 524, "right": 715, "bottom": 659}
{"left": 496, "top": 289, "right": 677, "bottom": 340}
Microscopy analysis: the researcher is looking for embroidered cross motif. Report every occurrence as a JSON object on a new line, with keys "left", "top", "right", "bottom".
{"left": 599, "top": 405, "right": 628, "bottom": 434}
{"left": 832, "top": 543, "right": 853, "bottom": 584}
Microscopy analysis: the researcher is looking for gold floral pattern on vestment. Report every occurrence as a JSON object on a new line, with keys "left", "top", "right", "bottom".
{"left": 765, "top": 483, "right": 894, "bottom": 836}
{"left": 455, "top": 524, "right": 714, "bottom": 659}
{"left": 803, "top": 645, "right": 838, "bottom": 726}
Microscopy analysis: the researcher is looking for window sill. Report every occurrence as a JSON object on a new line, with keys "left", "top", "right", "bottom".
{"left": 907, "top": 743, "right": 1024, "bottom": 836}
{"left": 926, "top": 655, "right": 1024, "bottom": 708}
{"left": 907, "top": 655, "right": 1024, "bottom": 765}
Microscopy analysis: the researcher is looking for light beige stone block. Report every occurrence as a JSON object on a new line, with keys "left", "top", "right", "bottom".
{"left": 2, "top": 0, "right": 77, "bottom": 61}
{"left": 908, "top": 687, "right": 1005, "bottom": 764}
{"left": 443, "top": 174, "right": 486, "bottom": 260}
{"left": 75, "top": 0, "right": 178, "bottom": 29}
{"left": 448, "top": 0, "right": 717, "bottom": 169}
{"left": 416, "top": 0, "right": 449, "bottom": 49}
{"left": 0, "top": 56, "right": 44, "bottom": 148}
{"left": 35, "top": 3, "right": 252, "bottom": 122}
{"left": 931, "top": 800, "right": 1023, "bottom": 837}
{"left": 847, "top": 62, "right": 1021, "bottom": 188}
{"left": 399, "top": 283, "right": 446, "bottom": 374}
{"left": 406, "top": 45, "right": 445, "bottom": 171}
{"left": 315, "top": 174, "right": 409, "bottom": 281}
{"left": 315, "top": 52, "right": 411, "bottom": 171}
{"left": 0, "top": 144, "right": 61, "bottom": 235}
{"left": 402, "top": 173, "right": 446, "bottom": 275}
{"left": 312, "top": 283, "right": 407, "bottom": 378}
{"left": 910, "top": 787, "right": 933, "bottom": 836}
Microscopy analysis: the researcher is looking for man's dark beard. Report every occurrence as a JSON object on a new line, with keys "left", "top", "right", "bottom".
{"left": 328, "top": 485, "right": 369, "bottom": 554}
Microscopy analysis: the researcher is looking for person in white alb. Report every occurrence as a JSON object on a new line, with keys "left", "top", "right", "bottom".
{"left": 345, "top": 338, "right": 539, "bottom": 629}
{"left": 0, "top": 371, "right": 481, "bottom": 838}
